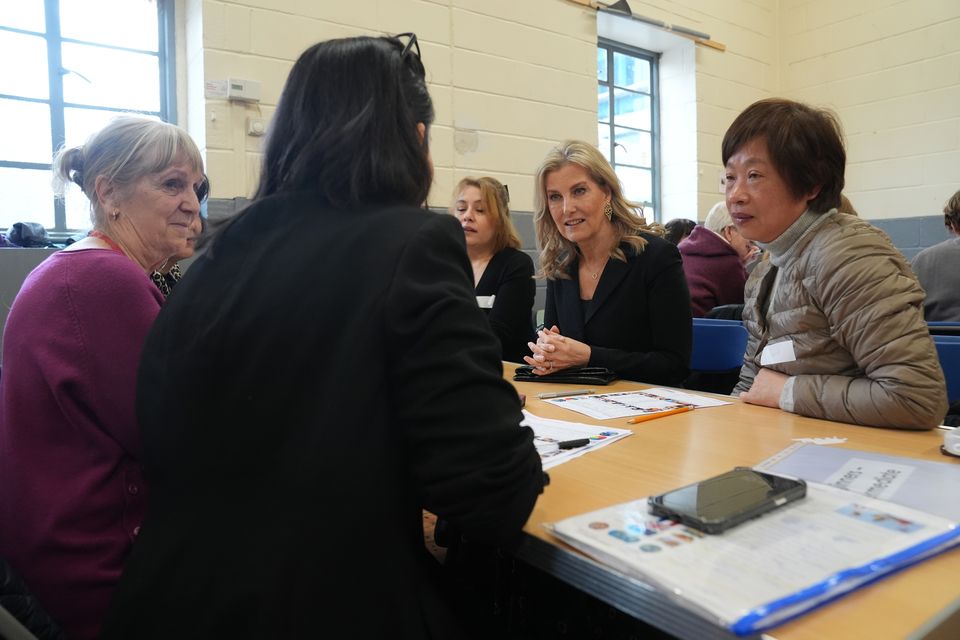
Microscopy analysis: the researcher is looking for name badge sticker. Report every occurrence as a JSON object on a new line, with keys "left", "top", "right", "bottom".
{"left": 760, "top": 339, "right": 797, "bottom": 366}
{"left": 476, "top": 295, "right": 496, "bottom": 309}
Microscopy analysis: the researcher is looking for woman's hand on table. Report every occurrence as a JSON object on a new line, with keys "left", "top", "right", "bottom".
{"left": 523, "top": 325, "right": 591, "bottom": 375}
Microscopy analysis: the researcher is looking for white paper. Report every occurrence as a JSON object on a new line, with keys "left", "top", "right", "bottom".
{"left": 521, "top": 410, "right": 632, "bottom": 469}
{"left": 760, "top": 339, "right": 796, "bottom": 366}
{"left": 792, "top": 436, "right": 847, "bottom": 445}
{"left": 475, "top": 295, "right": 495, "bottom": 309}
{"left": 544, "top": 389, "right": 730, "bottom": 421}
{"left": 548, "top": 483, "right": 959, "bottom": 632}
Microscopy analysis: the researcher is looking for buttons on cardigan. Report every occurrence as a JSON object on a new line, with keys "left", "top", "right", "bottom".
{"left": 128, "top": 484, "right": 140, "bottom": 495}
{"left": 133, "top": 526, "right": 141, "bottom": 537}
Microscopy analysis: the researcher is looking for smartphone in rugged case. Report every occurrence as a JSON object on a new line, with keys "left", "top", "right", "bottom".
{"left": 647, "top": 467, "right": 806, "bottom": 534}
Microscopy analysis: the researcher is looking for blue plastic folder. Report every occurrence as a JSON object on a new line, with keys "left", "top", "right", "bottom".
{"left": 548, "top": 481, "right": 960, "bottom": 635}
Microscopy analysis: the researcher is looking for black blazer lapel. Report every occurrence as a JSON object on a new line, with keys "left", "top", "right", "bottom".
{"left": 584, "top": 255, "right": 631, "bottom": 325}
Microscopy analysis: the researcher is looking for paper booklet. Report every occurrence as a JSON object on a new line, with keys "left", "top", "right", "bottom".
{"left": 756, "top": 442, "right": 960, "bottom": 521}
{"left": 547, "top": 482, "right": 960, "bottom": 636}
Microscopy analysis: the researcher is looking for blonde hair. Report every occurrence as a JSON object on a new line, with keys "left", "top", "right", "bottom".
{"left": 52, "top": 116, "right": 204, "bottom": 228}
{"left": 450, "top": 176, "right": 521, "bottom": 253}
{"left": 534, "top": 140, "right": 658, "bottom": 280}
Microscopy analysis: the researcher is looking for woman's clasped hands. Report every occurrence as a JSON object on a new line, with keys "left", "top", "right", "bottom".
{"left": 524, "top": 325, "right": 591, "bottom": 375}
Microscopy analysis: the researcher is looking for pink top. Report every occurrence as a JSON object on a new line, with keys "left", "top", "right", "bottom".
{"left": 0, "top": 249, "right": 163, "bottom": 639}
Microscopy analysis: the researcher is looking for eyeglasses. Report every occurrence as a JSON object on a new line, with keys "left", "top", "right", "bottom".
{"left": 397, "top": 32, "right": 420, "bottom": 60}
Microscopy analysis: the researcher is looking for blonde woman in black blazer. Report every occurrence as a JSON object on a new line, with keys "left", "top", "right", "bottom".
{"left": 525, "top": 141, "right": 691, "bottom": 386}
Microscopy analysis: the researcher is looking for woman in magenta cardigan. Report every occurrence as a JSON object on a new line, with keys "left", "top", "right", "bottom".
{"left": 0, "top": 117, "right": 206, "bottom": 639}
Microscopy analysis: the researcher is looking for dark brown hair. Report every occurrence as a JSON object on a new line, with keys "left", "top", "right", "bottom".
{"left": 945, "top": 189, "right": 960, "bottom": 233}
{"left": 722, "top": 98, "right": 845, "bottom": 214}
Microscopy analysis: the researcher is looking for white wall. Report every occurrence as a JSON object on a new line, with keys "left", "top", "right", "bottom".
{"left": 779, "top": 0, "right": 960, "bottom": 219}
{"left": 188, "top": 0, "right": 959, "bottom": 221}
{"left": 188, "top": 0, "right": 597, "bottom": 212}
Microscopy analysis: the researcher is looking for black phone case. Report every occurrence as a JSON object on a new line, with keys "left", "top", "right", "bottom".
{"left": 647, "top": 469, "right": 807, "bottom": 534}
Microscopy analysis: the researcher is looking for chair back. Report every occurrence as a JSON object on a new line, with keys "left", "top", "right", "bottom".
{"left": 690, "top": 318, "right": 749, "bottom": 372}
{"left": 928, "top": 321, "right": 960, "bottom": 337}
{"left": 933, "top": 335, "right": 960, "bottom": 404}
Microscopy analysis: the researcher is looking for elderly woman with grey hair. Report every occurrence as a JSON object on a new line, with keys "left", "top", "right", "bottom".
{"left": 0, "top": 116, "right": 206, "bottom": 639}
{"left": 677, "top": 202, "right": 757, "bottom": 317}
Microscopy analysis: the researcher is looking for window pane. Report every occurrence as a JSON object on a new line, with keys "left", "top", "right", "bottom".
{"left": 64, "top": 107, "right": 160, "bottom": 149}
{"left": 62, "top": 43, "right": 160, "bottom": 112}
{"left": 613, "top": 52, "right": 650, "bottom": 93}
{"left": 613, "top": 89, "right": 650, "bottom": 131}
{"left": 60, "top": 0, "right": 158, "bottom": 51}
{"left": 597, "top": 48, "right": 607, "bottom": 80}
{"left": 598, "top": 124, "right": 611, "bottom": 161}
{"left": 0, "top": 31, "right": 49, "bottom": 98}
{"left": 0, "top": 99, "right": 52, "bottom": 163}
{"left": 598, "top": 85, "right": 610, "bottom": 123}
{"left": 613, "top": 127, "right": 652, "bottom": 168}
{"left": 615, "top": 165, "right": 652, "bottom": 207}
{"left": 0, "top": 1, "right": 46, "bottom": 32}
{"left": 0, "top": 168, "right": 55, "bottom": 229}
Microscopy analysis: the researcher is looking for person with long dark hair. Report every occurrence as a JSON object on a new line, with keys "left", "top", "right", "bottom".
{"left": 102, "top": 35, "right": 545, "bottom": 638}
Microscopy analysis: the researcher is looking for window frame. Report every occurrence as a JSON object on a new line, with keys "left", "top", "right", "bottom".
{"left": 0, "top": 0, "right": 176, "bottom": 236}
{"left": 598, "top": 38, "right": 661, "bottom": 222}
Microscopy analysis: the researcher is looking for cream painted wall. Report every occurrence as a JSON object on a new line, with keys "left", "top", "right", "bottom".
{"left": 188, "top": 0, "right": 597, "bottom": 212}
{"left": 188, "top": 0, "right": 958, "bottom": 221}
{"left": 780, "top": 0, "right": 960, "bottom": 220}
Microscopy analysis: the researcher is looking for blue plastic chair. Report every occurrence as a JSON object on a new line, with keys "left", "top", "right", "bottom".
{"left": 933, "top": 335, "right": 960, "bottom": 403}
{"left": 927, "top": 321, "right": 960, "bottom": 337}
{"left": 690, "top": 318, "right": 749, "bottom": 372}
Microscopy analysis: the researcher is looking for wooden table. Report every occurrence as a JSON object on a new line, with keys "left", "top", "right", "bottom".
{"left": 507, "top": 363, "right": 960, "bottom": 640}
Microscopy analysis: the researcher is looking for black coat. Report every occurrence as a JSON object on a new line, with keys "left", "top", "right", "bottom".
{"left": 475, "top": 247, "right": 535, "bottom": 363}
{"left": 544, "top": 235, "right": 691, "bottom": 385}
{"left": 102, "top": 192, "right": 545, "bottom": 639}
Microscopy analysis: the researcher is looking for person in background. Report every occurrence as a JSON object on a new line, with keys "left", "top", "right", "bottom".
{"left": 149, "top": 213, "right": 203, "bottom": 296}
{"left": 0, "top": 116, "right": 205, "bottom": 639}
{"left": 102, "top": 35, "right": 544, "bottom": 639}
{"left": 451, "top": 177, "right": 535, "bottom": 362}
{"left": 678, "top": 202, "right": 756, "bottom": 317}
{"left": 664, "top": 217, "right": 696, "bottom": 245}
{"left": 727, "top": 98, "right": 946, "bottom": 429}
{"left": 911, "top": 189, "right": 960, "bottom": 322}
{"left": 524, "top": 140, "right": 691, "bottom": 386}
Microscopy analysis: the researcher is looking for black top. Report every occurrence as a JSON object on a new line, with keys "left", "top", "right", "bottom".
{"left": 102, "top": 194, "right": 545, "bottom": 639}
{"left": 475, "top": 247, "right": 535, "bottom": 363}
{"left": 544, "top": 234, "right": 692, "bottom": 385}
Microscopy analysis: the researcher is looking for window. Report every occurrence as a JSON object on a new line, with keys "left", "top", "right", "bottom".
{"left": 597, "top": 40, "right": 660, "bottom": 221}
{"left": 0, "top": 0, "right": 175, "bottom": 235}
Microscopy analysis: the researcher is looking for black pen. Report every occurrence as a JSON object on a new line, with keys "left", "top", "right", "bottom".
{"left": 537, "top": 438, "right": 592, "bottom": 454}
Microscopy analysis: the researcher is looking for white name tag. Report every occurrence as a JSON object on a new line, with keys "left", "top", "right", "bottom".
{"left": 476, "top": 295, "right": 496, "bottom": 309}
{"left": 760, "top": 339, "right": 797, "bottom": 366}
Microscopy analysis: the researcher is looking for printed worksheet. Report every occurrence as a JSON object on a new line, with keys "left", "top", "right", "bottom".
{"left": 544, "top": 388, "right": 730, "bottom": 420}
{"left": 521, "top": 410, "right": 632, "bottom": 469}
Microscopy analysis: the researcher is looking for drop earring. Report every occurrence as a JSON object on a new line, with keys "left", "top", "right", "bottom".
{"left": 603, "top": 201, "right": 613, "bottom": 221}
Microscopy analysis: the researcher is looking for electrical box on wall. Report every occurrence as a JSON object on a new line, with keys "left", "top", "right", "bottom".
{"left": 227, "top": 78, "right": 261, "bottom": 103}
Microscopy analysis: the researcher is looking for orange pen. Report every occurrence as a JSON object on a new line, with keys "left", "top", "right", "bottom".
{"left": 626, "top": 406, "right": 693, "bottom": 424}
